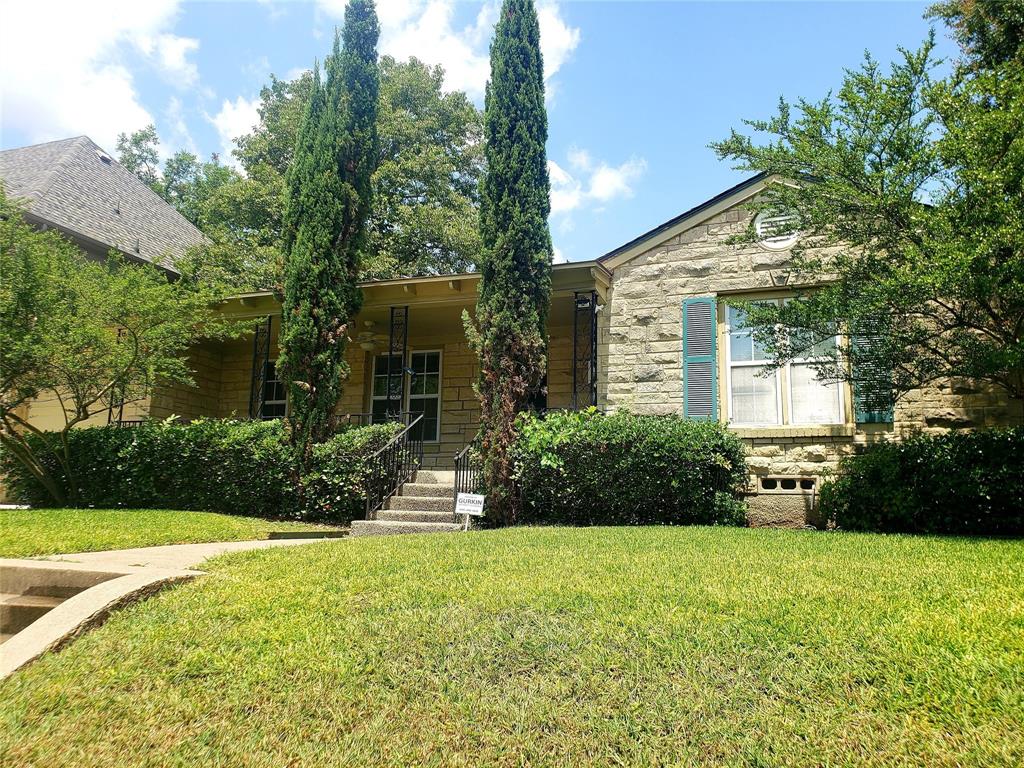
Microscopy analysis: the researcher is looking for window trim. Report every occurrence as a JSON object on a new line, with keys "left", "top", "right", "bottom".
{"left": 261, "top": 360, "right": 287, "bottom": 421}
{"left": 371, "top": 352, "right": 405, "bottom": 421}
{"left": 369, "top": 348, "right": 443, "bottom": 444}
{"left": 723, "top": 301, "right": 845, "bottom": 427}
{"left": 724, "top": 308, "right": 782, "bottom": 426}
{"left": 407, "top": 348, "right": 443, "bottom": 444}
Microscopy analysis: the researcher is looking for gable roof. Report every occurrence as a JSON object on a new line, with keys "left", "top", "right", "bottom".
{"left": 598, "top": 172, "right": 770, "bottom": 271}
{"left": 0, "top": 136, "right": 208, "bottom": 271}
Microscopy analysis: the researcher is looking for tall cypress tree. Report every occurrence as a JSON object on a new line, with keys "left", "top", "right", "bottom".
{"left": 279, "top": 0, "right": 380, "bottom": 467}
{"left": 468, "top": 0, "right": 553, "bottom": 525}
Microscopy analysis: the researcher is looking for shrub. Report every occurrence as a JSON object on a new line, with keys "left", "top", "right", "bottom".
{"left": 300, "top": 422, "right": 405, "bottom": 524}
{"left": 510, "top": 409, "right": 748, "bottom": 527}
{"left": 819, "top": 428, "right": 1024, "bottom": 535}
{"left": 2, "top": 418, "right": 402, "bottom": 523}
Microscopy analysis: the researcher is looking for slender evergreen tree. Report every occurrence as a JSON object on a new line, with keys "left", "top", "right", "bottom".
{"left": 279, "top": 0, "right": 380, "bottom": 467}
{"left": 467, "top": 0, "right": 553, "bottom": 525}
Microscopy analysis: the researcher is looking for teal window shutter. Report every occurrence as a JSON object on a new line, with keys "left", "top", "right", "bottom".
{"left": 682, "top": 297, "right": 718, "bottom": 420}
{"left": 851, "top": 333, "right": 894, "bottom": 424}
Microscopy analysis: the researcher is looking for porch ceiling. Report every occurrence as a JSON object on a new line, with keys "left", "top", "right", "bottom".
{"left": 354, "top": 290, "right": 583, "bottom": 341}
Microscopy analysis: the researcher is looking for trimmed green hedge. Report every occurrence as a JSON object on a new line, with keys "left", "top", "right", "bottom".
{"left": 820, "top": 428, "right": 1024, "bottom": 535}
{"left": 2, "top": 418, "right": 401, "bottom": 524}
{"left": 510, "top": 410, "right": 748, "bottom": 526}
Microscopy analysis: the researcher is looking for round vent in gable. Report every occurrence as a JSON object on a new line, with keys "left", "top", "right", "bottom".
{"left": 754, "top": 210, "right": 800, "bottom": 251}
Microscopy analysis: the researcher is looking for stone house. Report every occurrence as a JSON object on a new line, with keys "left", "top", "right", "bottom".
{"left": 6, "top": 140, "right": 1016, "bottom": 523}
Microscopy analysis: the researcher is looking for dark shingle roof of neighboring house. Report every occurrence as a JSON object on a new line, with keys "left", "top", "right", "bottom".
{"left": 0, "top": 136, "right": 207, "bottom": 271}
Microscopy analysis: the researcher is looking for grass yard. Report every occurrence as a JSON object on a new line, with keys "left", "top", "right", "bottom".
{"left": 0, "top": 507, "right": 339, "bottom": 558}
{"left": 2, "top": 527, "right": 1022, "bottom": 766}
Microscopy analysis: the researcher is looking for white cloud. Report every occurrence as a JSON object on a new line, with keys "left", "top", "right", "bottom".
{"left": 537, "top": 2, "right": 580, "bottom": 83}
{"left": 140, "top": 33, "right": 200, "bottom": 87}
{"left": 548, "top": 150, "right": 646, "bottom": 217}
{"left": 163, "top": 96, "right": 198, "bottom": 156}
{"left": 207, "top": 96, "right": 261, "bottom": 166}
{"left": 552, "top": 245, "right": 568, "bottom": 264}
{"left": 567, "top": 145, "right": 592, "bottom": 172}
{"left": 548, "top": 159, "right": 583, "bottom": 216}
{"left": 588, "top": 157, "right": 647, "bottom": 202}
{"left": 315, "top": 0, "right": 579, "bottom": 99}
{"left": 0, "top": 1, "right": 201, "bottom": 152}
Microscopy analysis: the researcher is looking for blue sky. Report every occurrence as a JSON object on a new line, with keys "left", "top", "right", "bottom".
{"left": 1, "top": 1, "right": 954, "bottom": 263}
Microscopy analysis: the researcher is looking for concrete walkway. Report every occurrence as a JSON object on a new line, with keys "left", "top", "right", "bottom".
{"left": 36, "top": 537, "right": 335, "bottom": 571}
{"left": 2, "top": 537, "right": 339, "bottom": 678}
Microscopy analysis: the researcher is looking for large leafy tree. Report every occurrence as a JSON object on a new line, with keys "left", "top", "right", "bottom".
{"left": 710, "top": 5, "right": 1024, "bottom": 415}
{"left": 118, "top": 57, "right": 482, "bottom": 290}
{"left": 278, "top": 0, "right": 379, "bottom": 463}
{"left": 367, "top": 56, "right": 483, "bottom": 277}
{"left": 115, "top": 125, "right": 162, "bottom": 189}
{"left": 467, "top": 0, "right": 553, "bottom": 525}
{"left": 0, "top": 190, "right": 238, "bottom": 505}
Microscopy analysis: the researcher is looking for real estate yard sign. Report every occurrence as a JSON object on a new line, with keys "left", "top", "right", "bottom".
{"left": 456, "top": 493, "right": 485, "bottom": 530}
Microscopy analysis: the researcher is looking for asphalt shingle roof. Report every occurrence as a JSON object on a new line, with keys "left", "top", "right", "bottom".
{"left": 0, "top": 136, "right": 207, "bottom": 271}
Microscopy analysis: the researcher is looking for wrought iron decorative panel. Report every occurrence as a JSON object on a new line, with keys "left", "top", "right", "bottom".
{"left": 572, "top": 291, "right": 598, "bottom": 409}
{"left": 248, "top": 315, "right": 273, "bottom": 420}
{"left": 386, "top": 306, "right": 409, "bottom": 418}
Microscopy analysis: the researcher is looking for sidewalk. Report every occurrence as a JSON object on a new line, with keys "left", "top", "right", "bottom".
{"left": 2, "top": 536, "right": 339, "bottom": 678}
{"left": 36, "top": 537, "right": 336, "bottom": 571}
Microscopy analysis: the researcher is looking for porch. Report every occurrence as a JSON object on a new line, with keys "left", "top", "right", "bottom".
{"left": 152, "top": 262, "right": 604, "bottom": 469}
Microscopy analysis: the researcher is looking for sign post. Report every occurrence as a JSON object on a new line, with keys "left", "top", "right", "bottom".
{"left": 455, "top": 492, "right": 485, "bottom": 531}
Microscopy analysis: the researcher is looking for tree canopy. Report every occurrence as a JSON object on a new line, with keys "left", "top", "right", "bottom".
{"left": 0, "top": 189, "right": 239, "bottom": 505}
{"left": 278, "top": 1, "right": 379, "bottom": 461}
{"left": 118, "top": 56, "right": 482, "bottom": 291}
{"left": 711, "top": 2, "right": 1024, "bottom": 413}
{"left": 468, "top": 0, "right": 553, "bottom": 524}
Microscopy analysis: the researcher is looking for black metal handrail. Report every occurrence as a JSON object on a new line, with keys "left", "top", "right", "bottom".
{"left": 453, "top": 439, "right": 483, "bottom": 520}
{"left": 364, "top": 413, "right": 425, "bottom": 518}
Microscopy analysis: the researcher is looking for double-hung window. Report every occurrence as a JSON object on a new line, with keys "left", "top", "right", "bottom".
{"left": 261, "top": 361, "right": 287, "bottom": 420}
{"left": 408, "top": 351, "right": 441, "bottom": 443}
{"left": 370, "top": 350, "right": 442, "bottom": 442}
{"left": 726, "top": 303, "right": 843, "bottom": 426}
{"left": 371, "top": 353, "right": 404, "bottom": 423}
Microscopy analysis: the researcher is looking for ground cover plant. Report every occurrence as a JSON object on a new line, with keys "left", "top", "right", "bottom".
{"left": 0, "top": 508, "right": 337, "bottom": 558}
{"left": 3, "top": 526, "right": 1021, "bottom": 766}
{"left": 820, "top": 427, "right": 1024, "bottom": 534}
{"left": 512, "top": 409, "right": 748, "bottom": 526}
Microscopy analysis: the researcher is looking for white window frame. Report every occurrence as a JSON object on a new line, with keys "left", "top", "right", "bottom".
{"left": 369, "top": 349, "right": 443, "bottom": 443}
{"left": 261, "top": 360, "right": 287, "bottom": 421}
{"left": 407, "top": 349, "right": 442, "bottom": 443}
{"left": 725, "top": 306, "right": 782, "bottom": 426}
{"left": 785, "top": 347, "right": 845, "bottom": 426}
{"left": 725, "top": 302, "right": 844, "bottom": 427}
{"left": 371, "top": 352, "right": 405, "bottom": 421}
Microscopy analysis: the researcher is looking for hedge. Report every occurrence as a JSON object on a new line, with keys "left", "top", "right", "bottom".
{"left": 510, "top": 409, "right": 748, "bottom": 526}
{"left": 819, "top": 428, "right": 1024, "bottom": 535}
{"left": 2, "top": 418, "right": 402, "bottom": 524}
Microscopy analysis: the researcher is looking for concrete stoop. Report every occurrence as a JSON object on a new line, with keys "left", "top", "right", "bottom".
{"left": 351, "top": 469, "right": 465, "bottom": 538}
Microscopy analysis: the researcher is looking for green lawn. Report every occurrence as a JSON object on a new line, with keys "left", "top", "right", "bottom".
{"left": 0, "top": 508, "right": 340, "bottom": 558}
{"left": 2, "top": 527, "right": 1022, "bottom": 766}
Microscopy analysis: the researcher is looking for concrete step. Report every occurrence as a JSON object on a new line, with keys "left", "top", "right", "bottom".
{"left": 414, "top": 470, "right": 455, "bottom": 484}
{"left": 350, "top": 520, "right": 463, "bottom": 537}
{"left": 388, "top": 495, "right": 455, "bottom": 513}
{"left": 401, "top": 482, "right": 454, "bottom": 498}
{"left": 0, "top": 593, "right": 64, "bottom": 635}
{"left": 377, "top": 509, "right": 457, "bottom": 524}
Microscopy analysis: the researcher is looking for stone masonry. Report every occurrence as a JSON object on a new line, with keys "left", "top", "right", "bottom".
{"left": 600, "top": 192, "right": 1019, "bottom": 526}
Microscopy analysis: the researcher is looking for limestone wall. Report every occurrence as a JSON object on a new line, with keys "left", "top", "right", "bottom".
{"left": 602, "top": 198, "right": 1018, "bottom": 524}
{"left": 149, "top": 343, "right": 224, "bottom": 421}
